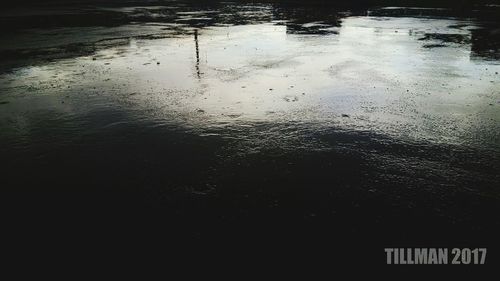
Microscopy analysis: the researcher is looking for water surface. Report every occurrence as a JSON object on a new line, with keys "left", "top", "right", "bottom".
{"left": 1, "top": 2, "right": 500, "bottom": 255}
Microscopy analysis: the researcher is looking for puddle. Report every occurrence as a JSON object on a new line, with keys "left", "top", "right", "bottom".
{"left": 1, "top": 3, "right": 500, "bottom": 239}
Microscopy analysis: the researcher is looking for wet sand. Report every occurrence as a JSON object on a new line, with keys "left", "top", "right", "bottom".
{"left": 1, "top": 1, "right": 500, "bottom": 267}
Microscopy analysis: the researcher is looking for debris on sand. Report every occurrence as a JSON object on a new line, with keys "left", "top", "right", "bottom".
{"left": 342, "top": 114, "right": 350, "bottom": 118}
{"left": 284, "top": 96, "right": 298, "bottom": 102}
{"left": 157, "top": 62, "right": 160, "bottom": 65}
{"left": 423, "top": 44, "right": 446, "bottom": 48}
{"left": 197, "top": 109, "right": 205, "bottom": 113}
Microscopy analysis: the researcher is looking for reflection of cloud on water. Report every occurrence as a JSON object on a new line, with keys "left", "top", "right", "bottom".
{"left": 1, "top": 16, "right": 499, "bottom": 151}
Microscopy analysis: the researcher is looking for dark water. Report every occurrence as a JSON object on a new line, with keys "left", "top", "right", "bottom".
{"left": 1, "top": 1, "right": 500, "bottom": 268}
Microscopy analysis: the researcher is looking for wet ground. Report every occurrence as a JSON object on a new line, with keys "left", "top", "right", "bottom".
{"left": 1, "top": 1, "right": 500, "bottom": 267}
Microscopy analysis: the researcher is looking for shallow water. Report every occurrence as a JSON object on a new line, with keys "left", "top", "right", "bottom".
{"left": 1, "top": 5, "right": 499, "bottom": 147}
{"left": 1, "top": 2, "right": 500, "bottom": 256}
